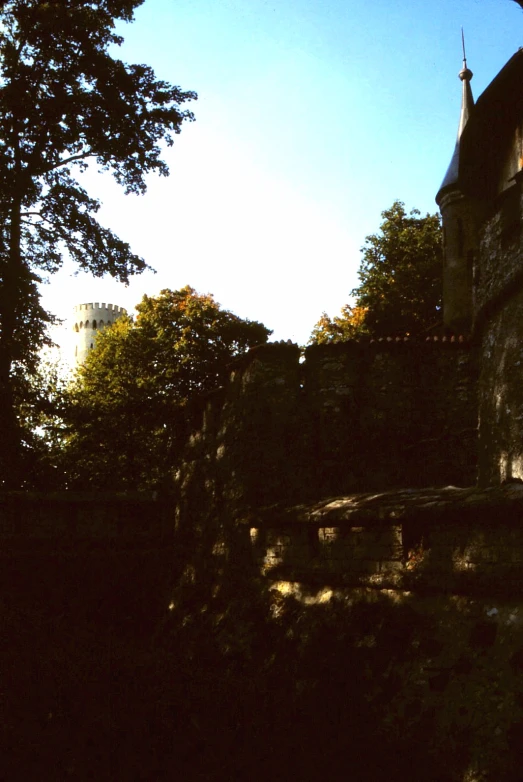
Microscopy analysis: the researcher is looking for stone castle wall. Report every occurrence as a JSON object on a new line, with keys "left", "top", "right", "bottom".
{"left": 0, "top": 491, "right": 172, "bottom": 540}
{"left": 476, "top": 184, "right": 523, "bottom": 484}
{"left": 177, "top": 338, "right": 478, "bottom": 523}
{"left": 173, "top": 337, "right": 479, "bottom": 607}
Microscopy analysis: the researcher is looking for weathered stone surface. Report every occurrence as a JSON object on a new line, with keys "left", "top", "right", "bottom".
{"left": 478, "top": 288, "right": 523, "bottom": 485}
{"left": 177, "top": 340, "right": 478, "bottom": 522}
{"left": 243, "top": 484, "right": 523, "bottom": 594}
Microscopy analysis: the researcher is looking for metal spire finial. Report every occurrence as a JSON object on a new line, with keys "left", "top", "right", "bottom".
{"left": 461, "top": 27, "right": 467, "bottom": 68}
{"left": 459, "top": 28, "right": 473, "bottom": 84}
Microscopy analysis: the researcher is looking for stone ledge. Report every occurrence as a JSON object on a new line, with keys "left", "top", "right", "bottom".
{"left": 239, "top": 483, "right": 523, "bottom": 528}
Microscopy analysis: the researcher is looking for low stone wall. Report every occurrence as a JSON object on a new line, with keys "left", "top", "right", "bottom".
{"left": 0, "top": 491, "right": 173, "bottom": 543}
{"left": 8, "top": 482, "right": 519, "bottom": 608}
{"left": 249, "top": 515, "right": 403, "bottom": 588}
{"left": 242, "top": 484, "right": 523, "bottom": 598}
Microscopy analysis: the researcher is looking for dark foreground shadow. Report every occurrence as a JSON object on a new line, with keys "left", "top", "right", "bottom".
{"left": 3, "top": 520, "right": 523, "bottom": 782}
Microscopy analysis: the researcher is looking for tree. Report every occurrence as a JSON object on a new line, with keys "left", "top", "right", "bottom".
{"left": 60, "top": 287, "right": 271, "bottom": 490}
{"left": 309, "top": 304, "right": 368, "bottom": 344}
{"left": 15, "top": 350, "right": 71, "bottom": 489}
{"left": 311, "top": 202, "right": 442, "bottom": 343}
{"left": 0, "top": 0, "right": 196, "bottom": 486}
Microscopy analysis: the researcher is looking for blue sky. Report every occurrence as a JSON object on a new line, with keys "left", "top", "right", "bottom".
{"left": 42, "top": 0, "right": 523, "bottom": 352}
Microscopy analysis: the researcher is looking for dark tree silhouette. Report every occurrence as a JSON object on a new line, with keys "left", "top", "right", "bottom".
{"left": 0, "top": 1, "right": 196, "bottom": 486}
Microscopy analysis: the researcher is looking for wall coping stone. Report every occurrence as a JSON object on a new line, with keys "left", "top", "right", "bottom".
{"left": 304, "top": 336, "right": 470, "bottom": 356}
{"left": 240, "top": 483, "right": 523, "bottom": 528}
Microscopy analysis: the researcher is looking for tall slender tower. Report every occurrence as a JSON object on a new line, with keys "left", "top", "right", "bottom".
{"left": 436, "top": 40, "right": 478, "bottom": 333}
{"left": 72, "top": 302, "right": 127, "bottom": 365}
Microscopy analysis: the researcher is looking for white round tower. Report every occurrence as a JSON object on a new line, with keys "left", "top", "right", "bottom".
{"left": 72, "top": 302, "right": 127, "bottom": 365}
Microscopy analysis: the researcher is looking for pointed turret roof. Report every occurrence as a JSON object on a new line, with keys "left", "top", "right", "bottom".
{"left": 436, "top": 56, "right": 474, "bottom": 203}
{"left": 459, "top": 48, "right": 523, "bottom": 199}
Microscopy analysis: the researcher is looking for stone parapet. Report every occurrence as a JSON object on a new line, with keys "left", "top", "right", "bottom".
{"left": 244, "top": 483, "right": 523, "bottom": 596}
{"left": 176, "top": 338, "right": 478, "bottom": 516}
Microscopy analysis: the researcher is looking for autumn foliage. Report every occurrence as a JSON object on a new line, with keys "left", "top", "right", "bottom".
{"left": 61, "top": 287, "right": 271, "bottom": 489}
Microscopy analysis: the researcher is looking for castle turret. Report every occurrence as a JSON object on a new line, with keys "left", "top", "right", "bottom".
{"left": 72, "top": 302, "right": 127, "bottom": 365}
{"left": 436, "top": 51, "right": 478, "bottom": 333}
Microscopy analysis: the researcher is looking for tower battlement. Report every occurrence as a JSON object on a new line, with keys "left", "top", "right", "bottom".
{"left": 72, "top": 302, "right": 127, "bottom": 364}
{"left": 73, "top": 302, "right": 127, "bottom": 320}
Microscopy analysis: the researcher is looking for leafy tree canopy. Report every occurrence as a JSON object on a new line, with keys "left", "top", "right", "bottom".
{"left": 61, "top": 287, "right": 271, "bottom": 490}
{"left": 0, "top": 0, "right": 196, "bottom": 486}
{"left": 15, "top": 350, "right": 71, "bottom": 489}
{"left": 311, "top": 201, "right": 442, "bottom": 343}
{"left": 309, "top": 305, "right": 368, "bottom": 345}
